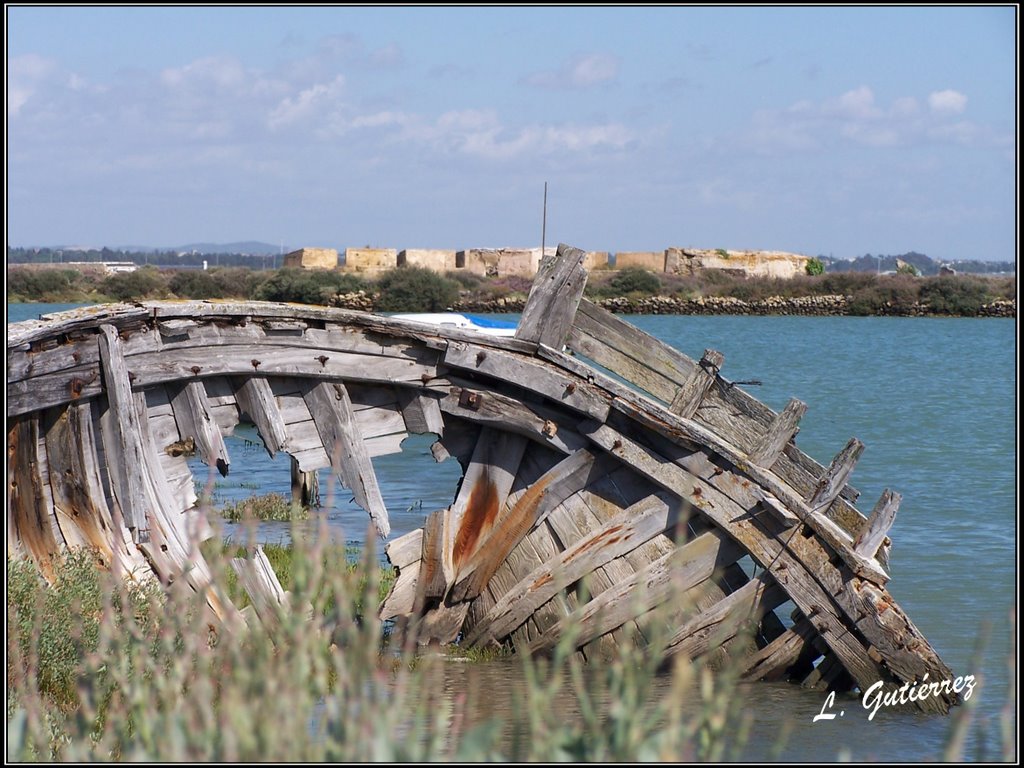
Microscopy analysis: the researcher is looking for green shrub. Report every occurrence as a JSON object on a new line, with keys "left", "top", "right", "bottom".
{"left": 919, "top": 275, "right": 992, "bottom": 315}
{"left": 601, "top": 267, "right": 662, "bottom": 297}
{"left": 220, "top": 492, "right": 308, "bottom": 522}
{"left": 446, "top": 270, "right": 483, "bottom": 290}
{"left": 847, "top": 276, "right": 920, "bottom": 316}
{"left": 169, "top": 269, "right": 225, "bottom": 299}
{"left": 375, "top": 266, "right": 460, "bottom": 311}
{"left": 100, "top": 267, "right": 169, "bottom": 301}
{"left": 805, "top": 257, "right": 825, "bottom": 276}
{"left": 6, "top": 268, "right": 84, "bottom": 301}
{"left": 255, "top": 269, "right": 368, "bottom": 305}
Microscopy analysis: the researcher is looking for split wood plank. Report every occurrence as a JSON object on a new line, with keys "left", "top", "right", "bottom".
{"left": 445, "top": 427, "right": 529, "bottom": 581}
{"left": 43, "top": 405, "right": 116, "bottom": 562}
{"left": 738, "top": 618, "right": 818, "bottom": 682}
{"left": 749, "top": 398, "right": 807, "bottom": 467}
{"left": 97, "top": 324, "right": 151, "bottom": 541}
{"left": 449, "top": 448, "right": 599, "bottom": 602}
{"left": 169, "top": 381, "right": 231, "bottom": 477}
{"left": 670, "top": 349, "right": 725, "bottom": 418}
{"left": 231, "top": 546, "right": 288, "bottom": 626}
{"left": 808, "top": 437, "right": 864, "bottom": 515}
{"left": 233, "top": 376, "right": 290, "bottom": 456}
{"left": 8, "top": 416, "right": 62, "bottom": 578}
{"left": 515, "top": 243, "right": 589, "bottom": 349}
{"left": 854, "top": 489, "right": 900, "bottom": 559}
{"left": 304, "top": 381, "right": 390, "bottom": 538}
{"left": 396, "top": 388, "right": 446, "bottom": 436}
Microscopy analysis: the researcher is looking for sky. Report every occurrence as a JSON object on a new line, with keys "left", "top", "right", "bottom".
{"left": 5, "top": 6, "right": 1017, "bottom": 261}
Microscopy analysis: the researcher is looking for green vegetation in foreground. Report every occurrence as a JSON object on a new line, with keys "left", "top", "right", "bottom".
{"left": 219, "top": 492, "right": 309, "bottom": 523}
{"left": 6, "top": 545, "right": 1015, "bottom": 762}
{"left": 6, "top": 262, "right": 1015, "bottom": 317}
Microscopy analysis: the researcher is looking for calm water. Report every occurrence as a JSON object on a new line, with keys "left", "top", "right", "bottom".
{"left": 7, "top": 303, "right": 1017, "bottom": 760}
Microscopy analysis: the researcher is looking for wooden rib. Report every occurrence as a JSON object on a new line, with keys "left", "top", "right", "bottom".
{"left": 380, "top": 559, "right": 419, "bottom": 621}
{"left": 749, "top": 398, "right": 807, "bottom": 467}
{"left": 43, "top": 405, "right": 115, "bottom": 561}
{"left": 665, "top": 575, "right": 788, "bottom": 660}
{"left": 808, "top": 438, "right": 865, "bottom": 514}
{"left": 529, "top": 527, "right": 745, "bottom": 655}
{"left": 234, "top": 376, "right": 289, "bottom": 456}
{"left": 412, "top": 510, "right": 447, "bottom": 610}
{"left": 580, "top": 420, "right": 885, "bottom": 691}
{"left": 465, "top": 492, "right": 687, "bottom": 648}
{"left": 304, "top": 381, "right": 390, "bottom": 539}
{"left": 8, "top": 416, "right": 62, "bottom": 578}
{"left": 670, "top": 349, "right": 725, "bottom": 418}
{"left": 445, "top": 427, "right": 528, "bottom": 581}
{"left": 449, "top": 448, "right": 599, "bottom": 603}
{"left": 97, "top": 324, "right": 151, "bottom": 541}
{"left": 854, "top": 489, "right": 900, "bottom": 559}
{"left": 515, "top": 242, "right": 589, "bottom": 349}
{"left": 169, "top": 381, "right": 231, "bottom": 477}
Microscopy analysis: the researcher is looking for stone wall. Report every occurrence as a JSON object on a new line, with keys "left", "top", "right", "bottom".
{"left": 614, "top": 251, "right": 666, "bottom": 271}
{"left": 344, "top": 248, "right": 398, "bottom": 272}
{"left": 458, "top": 248, "right": 538, "bottom": 277}
{"left": 283, "top": 248, "right": 338, "bottom": 270}
{"left": 666, "top": 248, "right": 810, "bottom": 279}
{"left": 398, "top": 249, "right": 457, "bottom": 271}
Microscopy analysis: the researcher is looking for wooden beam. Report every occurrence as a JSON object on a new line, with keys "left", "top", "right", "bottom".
{"left": 234, "top": 376, "right": 289, "bottom": 457}
{"left": 8, "top": 416, "right": 62, "bottom": 579}
{"left": 304, "top": 381, "right": 390, "bottom": 538}
{"left": 808, "top": 438, "right": 865, "bottom": 515}
{"left": 749, "top": 398, "right": 807, "bottom": 467}
{"left": 670, "top": 349, "right": 725, "bottom": 418}
{"left": 738, "top": 618, "right": 817, "bottom": 681}
{"left": 516, "top": 243, "right": 589, "bottom": 349}
{"left": 854, "top": 489, "right": 900, "bottom": 560}
{"left": 169, "top": 381, "right": 231, "bottom": 477}
{"left": 396, "top": 387, "right": 445, "bottom": 436}
{"left": 231, "top": 546, "right": 287, "bottom": 626}
{"left": 97, "top": 324, "right": 150, "bottom": 541}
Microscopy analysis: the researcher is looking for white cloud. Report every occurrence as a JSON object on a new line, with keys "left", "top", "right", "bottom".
{"left": 928, "top": 89, "right": 967, "bottom": 114}
{"left": 267, "top": 75, "right": 346, "bottom": 130}
{"left": 523, "top": 53, "right": 620, "bottom": 89}
{"left": 8, "top": 54, "right": 58, "bottom": 117}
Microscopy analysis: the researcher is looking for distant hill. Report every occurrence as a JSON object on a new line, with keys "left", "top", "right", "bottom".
{"left": 822, "top": 252, "right": 1015, "bottom": 276}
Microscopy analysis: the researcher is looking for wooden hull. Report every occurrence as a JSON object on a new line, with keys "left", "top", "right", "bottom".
{"left": 5, "top": 245, "right": 957, "bottom": 712}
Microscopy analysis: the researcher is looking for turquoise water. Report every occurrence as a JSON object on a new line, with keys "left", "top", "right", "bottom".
{"left": 7, "top": 303, "right": 1016, "bottom": 760}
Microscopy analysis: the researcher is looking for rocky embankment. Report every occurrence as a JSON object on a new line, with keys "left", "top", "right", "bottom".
{"left": 331, "top": 291, "right": 1015, "bottom": 318}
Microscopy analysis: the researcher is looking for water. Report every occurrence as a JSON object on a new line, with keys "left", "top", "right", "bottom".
{"left": 7, "top": 303, "right": 1016, "bottom": 760}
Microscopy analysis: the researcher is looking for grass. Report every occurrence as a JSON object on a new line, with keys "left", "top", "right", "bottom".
{"left": 6, "top": 542, "right": 1017, "bottom": 761}
{"left": 219, "top": 492, "right": 309, "bottom": 522}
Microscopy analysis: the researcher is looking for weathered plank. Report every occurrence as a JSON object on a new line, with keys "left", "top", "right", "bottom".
{"left": 665, "top": 575, "right": 788, "bottom": 660}
{"left": 438, "top": 382, "right": 588, "bottom": 455}
{"left": 444, "top": 341, "right": 610, "bottom": 420}
{"left": 97, "top": 324, "right": 151, "bottom": 541}
{"left": 43, "top": 405, "right": 116, "bottom": 561}
{"left": 464, "top": 492, "right": 686, "bottom": 647}
{"left": 449, "top": 448, "right": 599, "bottom": 602}
{"left": 396, "top": 388, "right": 446, "bottom": 436}
{"left": 8, "top": 416, "right": 62, "bottom": 578}
{"left": 380, "top": 559, "right": 419, "bottom": 621}
{"left": 529, "top": 527, "right": 745, "bottom": 655}
{"left": 233, "top": 376, "right": 290, "bottom": 456}
{"left": 808, "top": 438, "right": 865, "bottom": 515}
{"left": 738, "top": 618, "right": 818, "bottom": 682}
{"left": 386, "top": 528, "right": 424, "bottom": 571}
{"left": 304, "top": 381, "right": 390, "bottom": 538}
{"left": 670, "top": 349, "right": 725, "bottom": 418}
{"left": 748, "top": 398, "right": 807, "bottom": 467}
{"left": 231, "top": 546, "right": 287, "bottom": 626}
{"left": 446, "top": 427, "right": 529, "bottom": 581}
{"left": 516, "top": 243, "right": 589, "bottom": 349}
{"left": 854, "top": 489, "right": 900, "bottom": 560}
{"left": 169, "top": 381, "right": 231, "bottom": 477}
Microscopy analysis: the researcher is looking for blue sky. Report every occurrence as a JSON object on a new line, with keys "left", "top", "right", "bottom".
{"left": 6, "top": 6, "right": 1016, "bottom": 261}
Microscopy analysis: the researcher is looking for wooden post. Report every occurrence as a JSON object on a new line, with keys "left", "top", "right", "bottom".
{"left": 516, "top": 242, "right": 589, "bottom": 349}
{"left": 290, "top": 456, "right": 319, "bottom": 508}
